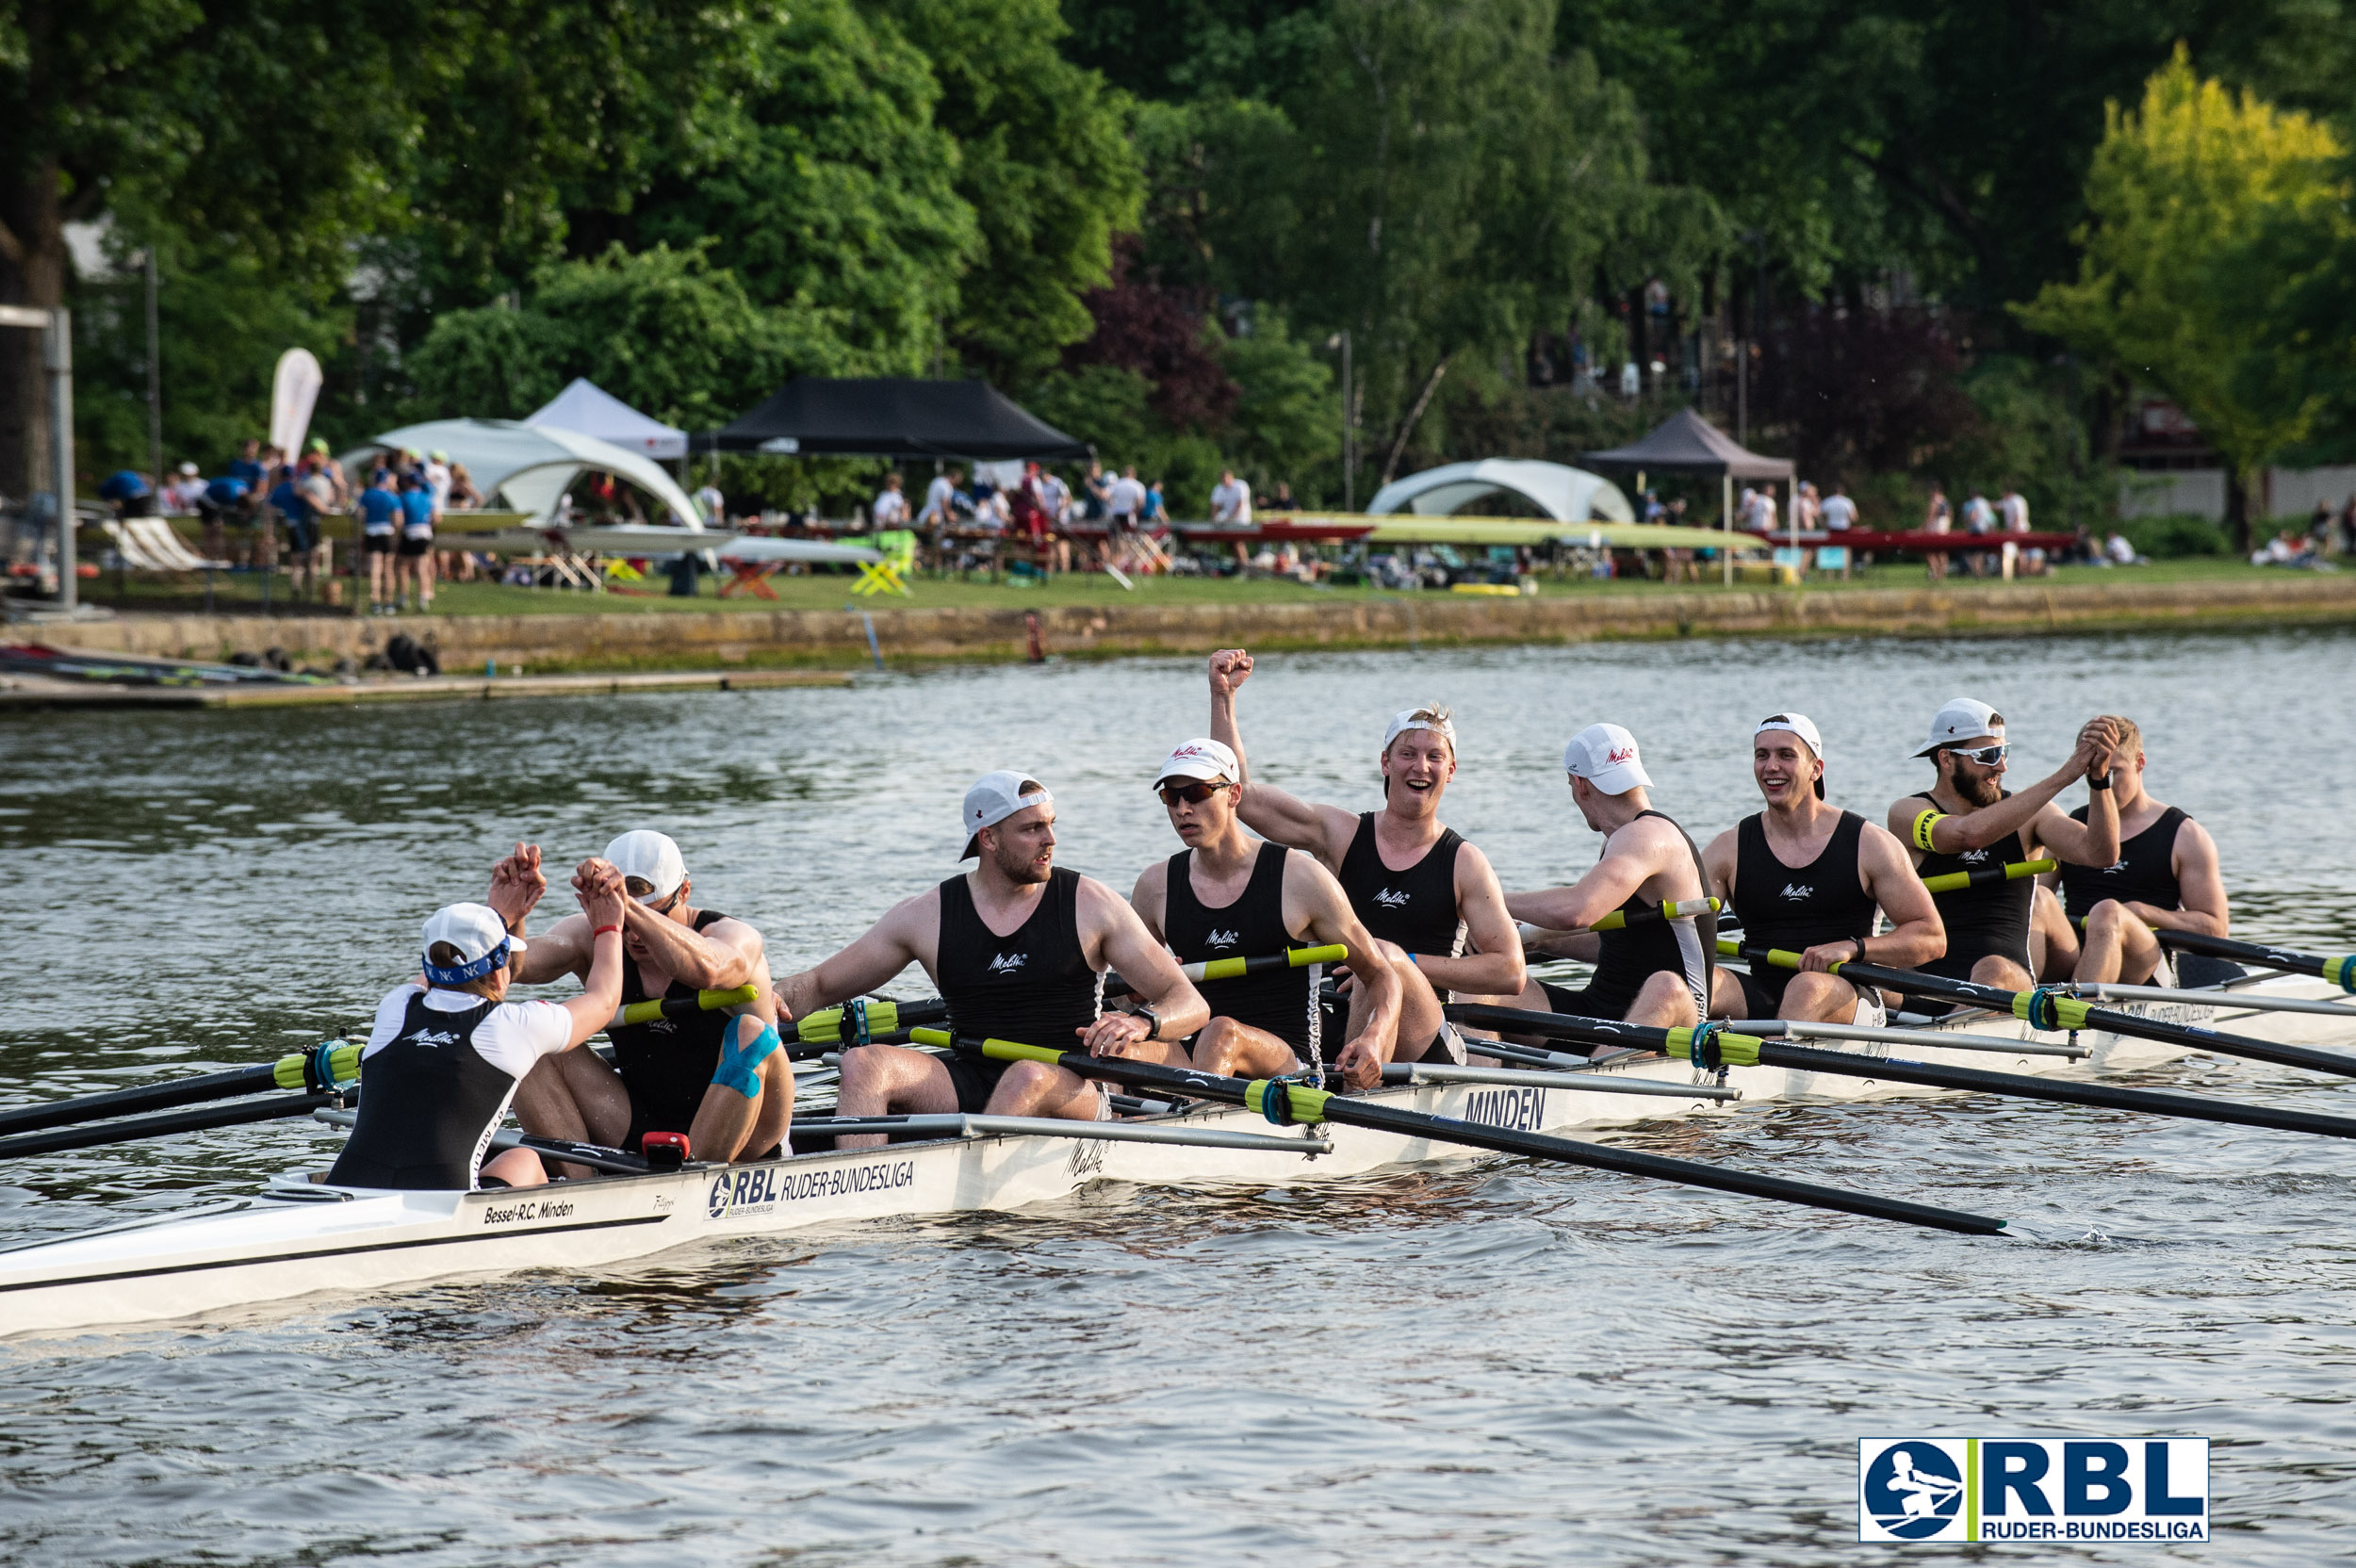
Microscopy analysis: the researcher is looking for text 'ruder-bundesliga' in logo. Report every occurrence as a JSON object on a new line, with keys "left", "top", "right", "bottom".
{"left": 1857, "top": 1438, "right": 2209, "bottom": 1544}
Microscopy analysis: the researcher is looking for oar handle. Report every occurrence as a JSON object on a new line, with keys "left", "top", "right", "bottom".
{"left": 1590, "top": 897, "right": 1720, "bottom": 933}
{"left": 795, "top": 995, "right": 950, "bottom": 1046}
{"left": 2153, "top": 928, "right": 2356, "bottom": 992}
{"left": 0, "top": 1040, "right": 361, "bottom": 1139}
{"left": 1180, "top": 943, "right": 1348, "bottom": 984}
{"left": 1920, "top": 858, "right": 2054, "bottom": 894}
{"left": 612, "top": 983, "right": 760, "bottom": 1030}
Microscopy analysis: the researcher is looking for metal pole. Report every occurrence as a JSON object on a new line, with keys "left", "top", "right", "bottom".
{"left": 47, "top": 307, "right": 76, "bottom": 612}
{"left": 144, "top": 250, "right": 162, "bottom": 479}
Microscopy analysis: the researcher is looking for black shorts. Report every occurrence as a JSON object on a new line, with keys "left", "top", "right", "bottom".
{"left": 398, "top": 534, "right": 433, "bottom": 557}
{"left": 942, "top": 1052, "right": 1007, "bottom": 1113}
{"left": 363, "top": 531, "right": 395, "bottom": 554}
{"left": 1540, "top": 976, "right": 1644, "bottom": 1024}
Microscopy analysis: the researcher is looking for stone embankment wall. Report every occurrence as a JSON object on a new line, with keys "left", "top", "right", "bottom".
{"left": 36, "top": 575, "right": 2356, "bottom": 671}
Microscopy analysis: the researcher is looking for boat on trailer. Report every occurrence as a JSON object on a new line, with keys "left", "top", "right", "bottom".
{"left": 2, "top": 969, "right": 2348, "bottom": 1336}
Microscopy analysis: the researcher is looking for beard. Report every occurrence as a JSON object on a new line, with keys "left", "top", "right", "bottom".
{"left": 1955, "top": 768, "right": 2003, "bottom": 808}
{"left": 991, "top": 839, "right": 1053, "bottom": 885}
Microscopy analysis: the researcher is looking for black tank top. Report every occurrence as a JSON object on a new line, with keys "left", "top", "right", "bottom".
{"left": 937, "top": 866, "right": 1103, "bottom": 1049}
{"left": 327, "top": 991, "right": 516, "bottom": 1190}
{"left": 1910, "top": 792, "right": 2033, "bottom": 970}
{"left": 2060, "top": 804, "right": 2187, "bottom": 918}
{"left": 1730, "top": 810, "right": 1875, "bottom": 1010}
{"left": 1591, "top": 809, "right": 1718, "bottom": 1012}
{"left": 607, "top": 909, "right": 733, "bottom": 1136}
{"left": 1164, "top": 841, "right": 1317, "bottom": 1055}
{"left": 1335, "top": 812, "right": 1465, "bottom": 957}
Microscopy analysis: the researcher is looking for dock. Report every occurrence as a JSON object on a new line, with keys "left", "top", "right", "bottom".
{"left": 0, "top": 667, "right": 854, "bottom": 711}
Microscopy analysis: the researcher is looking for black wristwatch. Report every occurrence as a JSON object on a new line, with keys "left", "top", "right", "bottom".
{"left": 2088, "top": 770, "right": 2114, "bottom": 791}
{"left": 1131, "top": 1004, "right": 1162, "bottom": 1039}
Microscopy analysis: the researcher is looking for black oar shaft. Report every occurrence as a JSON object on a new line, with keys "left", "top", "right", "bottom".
{"left": 907, "top": 1029, "right": 2004, "bottom": 1235}
{"left": 0, "top": 1063, "right": 277, "bottom": 1137}
{"left": 2157, "top": 929, "right": 2356, "bottom": 990}
{"left": 0, "top": 1094, "right": 335, "bottom": 1161}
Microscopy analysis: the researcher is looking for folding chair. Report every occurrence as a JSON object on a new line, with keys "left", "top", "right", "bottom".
{"left": 852, "top": 530, "right": 918, "bottom": 596}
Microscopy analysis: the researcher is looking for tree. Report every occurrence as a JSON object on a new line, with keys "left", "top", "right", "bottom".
{"left": 2015, "top": 47, "right": 2345, "bottom": 549}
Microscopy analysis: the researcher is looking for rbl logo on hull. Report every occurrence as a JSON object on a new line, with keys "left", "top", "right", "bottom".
{"left": 1857, "top": 1437, "right": 2208, "bottom": 1544}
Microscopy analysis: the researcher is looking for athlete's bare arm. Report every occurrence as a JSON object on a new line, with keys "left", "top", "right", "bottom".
{"left": 1835, "top": 824, "right": 1945, "bottom": 972}
{"left": 1207, "top": 647, "right": 1359, "bottom": 868}
{"left": 1700, "top": 826, "right": 1739, "bottom": 906}
{"left": 1415, "top": 841, "right": 1524, "bottom": 996}
{"left": 1504, "top": 819, "right": 1679, "bottom": 931}
{"left": 775, "top": 888, "right": 941, "bottom": 1021}
{"left": 1076, "top": 876, "right": 1210, "bottom": 1058}
{"left": 1283, "top": 851, "right": 1401, "bottom": 1079}
{"left": 2151, "top": 820, "right": 2231, "bottom": 936}
{"left": 1127, "top": 858, "right": 1170, "bottom": 942}
{"left": 487, "top": 843, "right": 597, "bottom": 985}
{"left": 553, "top": 864, "right": 630, "bottom": 1047}
{"left": 1886, "top": 719, "right": 2115, "bottom": 857}
{"left": 610, "top": 890, "right": 767, "bottom": 994}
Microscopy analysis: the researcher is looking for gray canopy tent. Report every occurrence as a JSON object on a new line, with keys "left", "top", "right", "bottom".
{"left": 1585, "top": 408, "right": 1794, "bottom": 583}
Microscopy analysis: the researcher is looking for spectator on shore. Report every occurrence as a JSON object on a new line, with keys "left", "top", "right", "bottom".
{"left": 424, "top": 450, "right": 453, "bottom": 514}
{"left": 1038, "top": 466, "right": 1072, "bottom": 530}
{"left": 1210, "top": 468, "right": 1252, "bottom": 525}
{"left": 1960, "top": 488, "right": 1995, "bottom": 577}
{"left": 2000, "top": 485, "right": 2030, "bottom": 533}
{"left": 1144, "top": 478, "right": 1170, "bottom": 526}
{"left": 694, "top": 474, "right": 726, "bottom": 528}
{"left": 1642, "top": 488, "right": 1666, "bottom": 524}
{"left": 268, "top": 462, "right": 322, "bottom": 602}
{"left": 358, "top": 469, "right": 402, "bottom": 613}
{"left": 1797, "top": 482, "right": 1821, "bottom": 531}
{"left": 2337, "top": 495, "right": 2356, "bottom": 556}
{"left": 919, "top": 466, "right": 961, "bottom": 531}
{"left": 99, "top": 468, "right": 155, "bottom": 521}
{"left": 1821, "top": 482, "right": 1857, "bottom": 531}
{"left": 1084, "top": 460, "right": 1114, "bottom": 521}
{"left": 2105, "top": 531, "right": 2144, "bottom": 565}
{"left": 309, "top": 439, "right": 351, "bottom": 509}
{"left": 447, "top": 463, "right": 483, "bottom": 510}
{"left": 871, "top": 472, "right": 909, "bottom": 531}
{"left": 1741, "top": 482, "right": 1778, "bottom": 531}
{"left": 164, "top": 463, "right": 206, "bottom": 515}
{"left": 1263, "top": 481, "right": 1300, "bottom": 511}
{"left": 1102, "top": 464, "right": 1146, "bottom": 566}
{"left": 2310, "top": 499, "right": 2333, "bottom": 550}
{"left": 1922, "top": 485, "right": 1953, "bottom": 581}
{"left": 399, "top": 470, "right": 439, "bottom": 612}
{"left": 228, "top": 439, "right": 267, "bottom": 492}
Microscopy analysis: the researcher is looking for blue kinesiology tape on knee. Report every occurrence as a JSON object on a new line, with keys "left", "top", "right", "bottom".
{"left": 711, "top": 1020, "right": 782, "bottom": 1100}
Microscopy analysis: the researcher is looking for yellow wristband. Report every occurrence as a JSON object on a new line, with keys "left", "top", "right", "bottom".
{"left": 1911, "top": 808, "right": 1948, "bottom": 852}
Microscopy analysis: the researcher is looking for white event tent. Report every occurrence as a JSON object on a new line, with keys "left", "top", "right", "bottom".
{"left": 524, "top": 378, "right": 688, "bottom": 461}
{"left": 1366, "top": 459, "right": 1635, "bottom": 525}
{"left": 351, "top": 419, "right": 707, "bottom": 531}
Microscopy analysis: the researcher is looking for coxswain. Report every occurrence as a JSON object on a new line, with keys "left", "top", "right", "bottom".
{"left": 501, "top": 831, "right": 790, "bottom": 1167}
{"left": 1884, "top": 699, "right": 2120, "bottom": 992}
{"left": 1490, "top": 725, "right": 1716, "bottom": 1029}
{"left": 1205, "top": 649, "right": 1523, "bottom": 1068}
{"left": 2031, "top": 716, "right": 2230, "bottom": 985}
{"left": 1127, "top": 738, "right": 1402, "bottom": 1089}
{"left": 777, "top": 771, "right": 1210, "bottom": 1149}
{"left": 1701, "top": 713, "right": 1944, "bottom": 1023}
{"left": 326, "top": 879, "right": 627, "bottom": 1191}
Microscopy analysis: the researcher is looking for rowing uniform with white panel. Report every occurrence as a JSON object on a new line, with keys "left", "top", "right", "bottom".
{"left": 323, "top": 986, "right": 571, "bottom": 1190}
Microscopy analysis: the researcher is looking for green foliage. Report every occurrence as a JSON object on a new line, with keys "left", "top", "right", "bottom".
{"left": 1220, "top": 311, "right": 1340, "bottom": 496}
{"left": 2118, "top": 514, "right": 2231, "bottom": 558}
{"left": 1940, "top": 356, "right": 2118, "bottom": 533}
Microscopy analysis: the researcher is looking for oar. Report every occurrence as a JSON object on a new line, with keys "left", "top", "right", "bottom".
{"left": 906, "top": 1027, "right": 2004, "bottom": 1235}
{"left": 2063, "top": 981, "right": 2356, "bottom": 1020}
{"left": 0, "top": 1093, "right": 336, "bottom": 1161}
{"left": 792, "top": 996, "right": 950, "bottom": 1050}
{"left": 1453, "top": 1003, "right": 2085, "bottom": 1060}
{"left": 1519, "top": 900, "right": 1717, "bottom": 947}
{"left": 2153, "top": 930, "right": 2356, "bottom": 993}
{"left": 1105, "top": 944, "right": 1350, "bottom": 1001}
{"left": 608, "top": 982, "right": 760, "bottom": 1031}
{"left": 1443, "top": 1004, "right": 2356, "bottom": 1145}
{"left": 0, "top": 1042, "right": 361, "bottom": 1139}
{"left": 1719, "top": 939, "right": 2356, "bottom": 1079}
{"left": 1920, "top": 858, "right": 2054, "bottom": 894}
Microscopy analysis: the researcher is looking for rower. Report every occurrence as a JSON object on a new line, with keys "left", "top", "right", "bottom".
{"left": 2033, "top": 715, "right": 2230, "bottom": 986}
{"left": 326, "top": 885, "right": 627, "bottom": 1191}
{"left": 777, "top": 771, "right": 1209, "bottom": 1148}
{"left": 502, "top": 831, "right": 790, "bottom": 1166}
{"left": 1884, "top": 698, "right": 2120, "bottom": 993}
{"left": 1700, "top": 713, "right": 1944, "bottom": 1023}
{"left": 1205, "top": 647, "right": 1523, "bottom": 1069}
{"left": 1491, "top": 724, "right": 1716, "bottom": 1029}
{"left": 1127, "top": 738, "right": 1402, "bottom": 1089}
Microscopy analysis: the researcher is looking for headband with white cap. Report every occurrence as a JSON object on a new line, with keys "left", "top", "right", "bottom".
{"left": 1382, "top": 707, "right": 1458, "bottom": 752}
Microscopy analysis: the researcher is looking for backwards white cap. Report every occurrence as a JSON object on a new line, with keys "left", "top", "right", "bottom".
{"left": 1382, "top": 706, "right": 1458, "bottom": 753}
{"left": 420, "top": 902, "right": 525, "bottom": 987}
{"left": 1754, "top": 712, "right": 1826, "bottom": 799}
{"left": 962, "top": 769, "right": 1052, "bottom": 858}
{"left": 1154, "top": 738, "right": 1238, "bottom": 786}
{"left": 1562, "top": 722, "right": 1653, "bottom": 795}
{"left": 605, "top": 829, "right": 686, "bottom": 905}
{"left": 1912, "top": 698, "right": 2004, "bottom": 759}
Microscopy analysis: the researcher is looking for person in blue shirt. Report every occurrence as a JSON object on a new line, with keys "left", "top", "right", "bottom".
{"left": 397, "top": 471, "right": 440, "bottom": 612}
{"left": 227, "top": 440, "right": 267, "bottom": 492}
{"left": 200, "top": 475, "right": 256, "bottom": 564}
{"left": 99, "top": 469, "right": 155, "bottom": 519}
{"left": 268, "top": 463, "right": 323, "bottom": 603}
{"left": 356, "top": 470, "right": 403, "bottom": 613}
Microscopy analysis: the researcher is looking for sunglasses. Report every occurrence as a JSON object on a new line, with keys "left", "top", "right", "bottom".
{"left": 1158, "top": 779, "right": 1231, "bottom": 807}
{"left": 1945, "top": 743, "right": 2008, "bottom": 766}
{"left": 623, "top": 877, "right": 682, "bottom": 910}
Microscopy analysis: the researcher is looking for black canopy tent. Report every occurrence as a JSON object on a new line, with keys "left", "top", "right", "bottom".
{"left": 705, "top": 377, "right": 1091, "bottom": 461}
{"left": 1584, "top": 408, "right": 1795, "bottom": 583}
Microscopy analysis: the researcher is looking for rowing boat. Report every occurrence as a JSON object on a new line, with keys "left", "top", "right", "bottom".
{"left": 2, "top": 967, "right": 2347, "bottom": 1336}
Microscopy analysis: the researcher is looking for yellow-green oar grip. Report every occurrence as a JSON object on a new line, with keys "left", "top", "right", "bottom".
{"left": 796, "top": 998, "right": 906, "bottom": 1044}
{"left": 1661, "top": 1026, "right": 1764, "bottom": 1067}
{"left": 1182, "top": 943, "right": 1350, "bottom": 983}
{"left": 908, "top": 1027, "right": 1067, "bottom": 1066}
{"left": 1920, "top": 858, "right": 2056, "bottom": 893}
{"left": 271, "top": 1041, "right": 363, "bottom": 1089}
{"left": 619, "top": 982, "right": 760, "bottom": 1029}
{"left": 1247, "top": 1079, "right": 1332, "bottom": 1124}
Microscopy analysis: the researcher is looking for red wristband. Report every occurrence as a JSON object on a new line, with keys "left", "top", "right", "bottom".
{"left": 594, "top": 923, "right": 622, "bottom": 938}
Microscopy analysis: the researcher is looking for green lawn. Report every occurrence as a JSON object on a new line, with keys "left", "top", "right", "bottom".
{"left": 69, "top": 551, "right": 2299, "bottom": 618}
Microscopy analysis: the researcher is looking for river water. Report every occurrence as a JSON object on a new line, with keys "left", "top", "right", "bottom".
{"left": 5, "top": 628, "right": 2356, "bottom": 1564}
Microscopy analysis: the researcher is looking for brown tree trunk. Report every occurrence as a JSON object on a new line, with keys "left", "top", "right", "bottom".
{"left": 2222, "top": 456, "right": 2252, "bottom": 556}
{"left": 0, "top": 159, "right": 68, "bottom": 501}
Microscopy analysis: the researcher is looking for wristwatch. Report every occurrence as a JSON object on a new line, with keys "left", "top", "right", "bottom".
{"left": 2088, "top": 770, "right": 2114, "bottom": 791}
{"left": 1131, "top": 1004, "right": 1162, "bottom": 1040}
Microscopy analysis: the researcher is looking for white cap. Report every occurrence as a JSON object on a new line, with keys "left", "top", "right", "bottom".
{"left": 1153, "top": 737, "right": 1237, "bottom": 786}
{"left": 178, "top": 461, "right": 199, "bottom": 476}
{"left": 1562, "top": 722, "right": 1652, "bottom": 794}
{"left": 1754, "top": 712, "right": 1825, "bottom": 798}
{"left": 605, "top": 829, "right": 686, "bottom": 904}
{"left": 962, "top": 769, "right": 1052, "bottom": 858}
{"left": 420, "top": 902, "right": 524, "bottom": 986}
{"left": 1383, "top": 707, "right": 1458, "bottom": 752}
{"left": 1912, "top": 698, "right": 2004, "bottom": 758}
